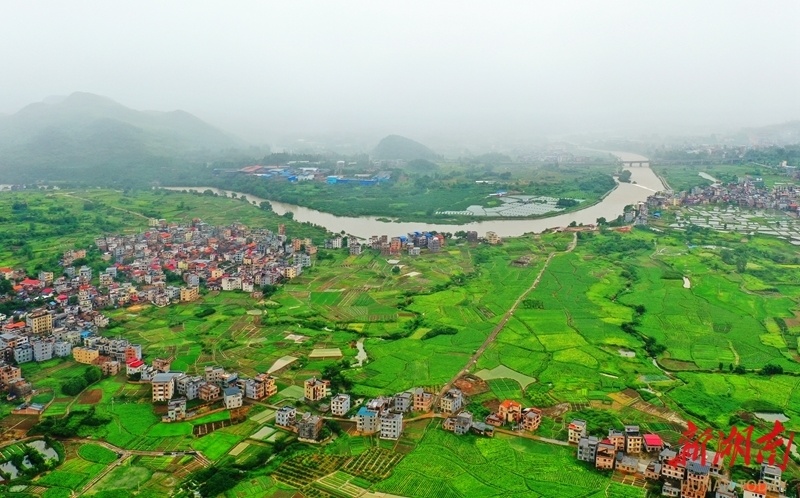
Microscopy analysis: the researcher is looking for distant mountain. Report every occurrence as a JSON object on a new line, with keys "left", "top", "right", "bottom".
{"left": 0, "top": 92, "right": 244, "bottom": 182}
{"left": 372, "top": 135, "right": 437, "bottom": 161}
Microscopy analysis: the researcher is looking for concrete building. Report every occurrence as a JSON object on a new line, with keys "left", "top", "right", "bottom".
{"left": 439, "top": 388, "right": 463, "bottom": 413}
{"left": 392, "top": 392, "right": 412, "bottom": 413}
{"left": 304, "top": 377, "right": 329, "bottom": 402}
{"left": 73, "top": 347, "right": 100, "bottom": 364}
{"left": 568, "top": 419, "right": 587, "bottom": 444}
{"left": 164, "top": 398, "right": 187, "bottom": 422}
{"left": 204, "top": 366, "right": 225, "bottom": 384}
{"left": 521, "top": 408, "right": 542, "bottom": 431}
{"left": 26, "top": 309, "right": 53, "bottom": 334}
{"left": 13, "top": 345, "right": 33, "bottom": 364}
{"left": 152, "top": 373, "right": 179, "bottom": 402}
{"left": 681, "top": 460, "right": 711, "bottom": 498}
{"left": 297, "top": 413, "right": 323, "bottom": 441}
{"left": 180, "top": 286, "right": 199, "bottom": 302}
{"left": 356, "top": 407, "right": 380, "bottom": 434}
{"left": 577, "top": 436, "right": 599, "bottom": 463}
{"left": 31, "top": 340, "right": 54, "bottom": 362}
{"left": 101, "top": 360, "right": 120, "bottom": 376}
{"left": 276, "top": 406, "right": 297, "bottom": 427}
{"left": 624, "top": 425, "right": 643, "bottom": 454}
{"left": 330, "top": 394, "right": 351, "bottom": 416}
{"left": 485, "top": 231, "right": 501, "bottom": 244}
{"left": 198, "top": 383, "right": 220, "bottom": 401}
{"left": 413, "top": 388, "right": 433, "bottom": 412}
{"left": 760, "top": 463, "right": 785, "bottom": 494}
{"left": 177, "top": 375, "right": 203, "bottom": 400}
{"left": 595, "top": 440, "right": 616, "bottom": 470}
{"left": 223, "top": 387, "right": 243, "bottom": 409}
{"left": 380, "top": 412, "right": 403, "bottom": 440}
{"left": 239, "top": 373, "right": 277, "bottom": 400}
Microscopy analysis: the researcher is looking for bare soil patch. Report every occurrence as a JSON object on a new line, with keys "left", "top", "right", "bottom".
{"left": 78, "top": 389, "right": 102, "bottom": 405}
{"left": 454, "top": 374, "right": 489, "bottom": 396}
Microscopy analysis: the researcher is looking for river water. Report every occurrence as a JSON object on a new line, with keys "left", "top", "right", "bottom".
{"left": 166, "top": 151, "right": 663, "bottom": 239}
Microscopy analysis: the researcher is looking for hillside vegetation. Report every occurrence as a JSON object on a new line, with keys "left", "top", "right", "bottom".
{"left": 372, "top": 134, "right": 437, "bottom": 161}
{"left": 0, "top": 92, "right": 242, "bottom": 182}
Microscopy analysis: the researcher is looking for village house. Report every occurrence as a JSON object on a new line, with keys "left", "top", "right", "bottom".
{"left": 73, "top": 346, "right": 100, "bottom": 364}
{"left": 238, "top": 373, "right": 277, "bottom": 400}
{"left": 760, "top": 463, "right": 786, "bottom": 494}
{"left": 276, "top": 406, "right": 297, "bottom": 428}
{"left": 198, "top": 383, "right": 221, "bottom": 402}
{"left": 101, "top": 360, "right": 120, "bottom": 376}
{"left": 356, "top": 406, "right": 380, "bottom": 434}
{"left": 380, "top": 412, "right": 403, "bottom": 440}
{"left": 568, "top": 419, "right": 587, "bottom": 444}
{"left": 439, "top": 388, "right": 464, "bottom": 414}
{"left": 615, "top": 453, "right": 638, "bottom": 474}
{"left": 330, "top": 393, "right": 351, "bottom": 416}
{"left": 595, "top": 439, "right": 616, "bottom": 470}
{"left": 412, "top": 388, "right": 433, "bottom": 412}
{"left": 444, "top": 411, "right": 474, "bottom": 435}
{"left": 297, "top": 412, "right": 323, "bottom": 441}
{"left": 152, "top": 372, "right": 180, "bottom": 402}
{"left": 681, "top": 460, "right": 711, "bottom": 498}
{"left": 223, "top": 387, "right": 243, "bottom": 409}
{"left": 304, "top": 377, "right": 329, "bottom": 402}
{"left": 577, "top": 436, "right": 599, "bottom": 463}
{"left": 521, "top": 407, "right": 542, "bottom": 431}
{"left": 624, "top": 425, "right": 643, "bottom": 454}
{"left": 163, "top": 398, "right": 187, "bottom": 422}
{"left": 643, "top": 433, "right": 664, "bottom": 452}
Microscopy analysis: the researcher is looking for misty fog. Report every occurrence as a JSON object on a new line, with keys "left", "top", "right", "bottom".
{"left": 1, "top": 1, "right": 798, "bottom": 147}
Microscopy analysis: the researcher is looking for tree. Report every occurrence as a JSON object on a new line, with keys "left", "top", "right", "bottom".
{"left": 391, "top": 266, "right": 400, "bottom": 274}
{"left": 0, "top": 278, "right": 12, "bottom": 295}
{"left": 596, "top": 217, "right": 607, "bottom": 225}
{"left": 760, "top": 364, "right": 784, "bottom": 376}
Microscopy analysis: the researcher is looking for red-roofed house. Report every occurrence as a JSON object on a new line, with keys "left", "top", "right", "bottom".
{"left": 643, "top": 434, "right": 663, "bottom": 452}
{"left": 126, "top": 359, "right": 145, "bottom": 376}
{"left": 3, "top": 322, "right": 26, "bottom": 331}
{"left": 497, "top": 400, "right": 523, "bottom": 423}
{"left": 0, "top": 268, "right": 13, "bottom": 279}
{"left": 20, "top": 278, "right": 42, "bottom": 289}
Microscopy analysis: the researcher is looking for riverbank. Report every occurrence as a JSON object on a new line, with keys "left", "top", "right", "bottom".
{"left": 163, "top": 152, "right": 664, "bottom": 238}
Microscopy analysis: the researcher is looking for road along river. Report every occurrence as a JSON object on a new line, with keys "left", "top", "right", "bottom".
{"left": 166, "top": 151, "right": 663, "bottom": 239}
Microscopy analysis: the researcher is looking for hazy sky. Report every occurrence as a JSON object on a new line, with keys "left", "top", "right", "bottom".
{"left": 2, "top": 1, "right": 799, "bottom": 144}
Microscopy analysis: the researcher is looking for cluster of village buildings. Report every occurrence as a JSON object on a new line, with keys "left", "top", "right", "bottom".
{"left": 648, "top": 175, "right": 800, "bottom": 214}
{"left": 363, "top": 230, "right": 500, "bottom": 257}
{"left": 273, "top": 380, "right": 545, "bottom": 443}
{"left": 568, "top": 419, "right": 789, "bottom": 498}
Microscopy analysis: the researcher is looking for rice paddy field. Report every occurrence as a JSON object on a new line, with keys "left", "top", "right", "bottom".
{"left": 7, "top": 188, "right": 800, "bottom": 496}
{"left": 375, "top": 421, "right": 644, "bottom": 498}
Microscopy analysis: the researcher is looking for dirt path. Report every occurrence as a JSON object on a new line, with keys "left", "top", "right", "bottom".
{"left": 434, "top": 234, "right": 577, "bottom": 407}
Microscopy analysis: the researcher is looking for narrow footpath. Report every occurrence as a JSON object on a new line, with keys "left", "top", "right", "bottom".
{"left": 434, "top": 233, "right": 578, "bottom": 406}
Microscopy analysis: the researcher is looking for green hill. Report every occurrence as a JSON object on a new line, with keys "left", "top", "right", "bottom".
{"left": 372, "top": 134, "right": 437, "bottom": 161}
{"left": 0, "top": 92, "right": 243, "bottom": 182}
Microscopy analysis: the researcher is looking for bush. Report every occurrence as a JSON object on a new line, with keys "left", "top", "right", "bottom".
{"left": 194, "top": 307, "right": 216, "bottom": 318}
{"left": 422, "top": 325, "right": 458, "bottom": 340}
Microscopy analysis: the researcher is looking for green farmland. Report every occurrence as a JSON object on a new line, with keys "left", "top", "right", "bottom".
{"left": 3, "top": 188, "right": 800, "bottom": 496}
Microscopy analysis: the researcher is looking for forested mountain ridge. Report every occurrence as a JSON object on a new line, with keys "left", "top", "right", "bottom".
{"left": 0, "top": 92, "right": 243, "bottom": 182}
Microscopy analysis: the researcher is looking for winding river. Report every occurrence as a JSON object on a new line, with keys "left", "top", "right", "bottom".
{"left": 166, "top": 151, "right": 663, "bottom": 239}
